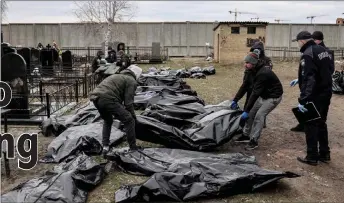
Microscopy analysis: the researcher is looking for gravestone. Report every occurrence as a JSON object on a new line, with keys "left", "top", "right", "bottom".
{"left": 62, "top": 50, "right": 72, "bottom": 71}
{"left": 1, "top": 43, "right": 16, "bottom": 56}
{"left": 31, "top": 48, "right": 40, "bottom": 64}
{"left": 1, "top": 52, "right": 30, "bottom": 119}
{"left": 52, "top": 48, "right": 59, "bottom": 62}
{"left": 149, "top": 42, "right": 162, "bottom": 64}
{"left": 17, "top": 47, "right": 31, "bottom": 73}
{"left": 40, "top": 48, "right": 54, "bottom": 76}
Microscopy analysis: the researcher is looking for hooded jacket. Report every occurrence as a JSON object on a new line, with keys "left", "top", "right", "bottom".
{"left": 318, "top": 41, "right": 335, "bottom": 74}
{"left": 244, "top": 60, "right": 283, "bottom": 113}
{"left": 116, "top": 52, "right": 131, "bottom": 73}
{"left": 89, "top": 69, "right": 138, "bottom": 118}
{"left": 233, "top": 42, "right": 273, "bottom": 104}
{"left": 297, "top": 40, "right": 333, "bottom": 105}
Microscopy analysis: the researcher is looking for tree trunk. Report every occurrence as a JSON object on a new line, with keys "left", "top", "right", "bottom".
{"left": 104, "top": 23, "right": 111, "bottom": 58}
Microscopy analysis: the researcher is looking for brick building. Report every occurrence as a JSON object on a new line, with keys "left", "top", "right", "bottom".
{"left": 336, "top": 18, "right": 343, "bottom": 24}
{"left": 213, "top": 21, "right": 269, "bottom": 64}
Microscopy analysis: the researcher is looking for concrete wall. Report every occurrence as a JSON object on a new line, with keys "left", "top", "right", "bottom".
{"left": 266, "top": 23, "right": 344, "bottom": 49}
{"left": 1, "top": 22, "right": 343, "bottom": 57}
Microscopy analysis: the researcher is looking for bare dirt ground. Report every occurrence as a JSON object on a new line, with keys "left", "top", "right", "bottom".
{"left": 1, "top": 58, "right": 344, "bottom": 202}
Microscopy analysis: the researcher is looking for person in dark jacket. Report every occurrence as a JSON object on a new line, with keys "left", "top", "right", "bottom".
{"left": 89, "top": 65, "right": 143, "bottom": 155}
{"left": 92, "top": 50, "right": 105, "bottom": 73}
{"left": 116, "top": 50, "right": 131, "bottom": 73}
{"left": 231, "top": 41, "right": 273, "bottom": 128}
{"left": 292, "top": 31, "right": 333, "bottom": 165}
{"left": 312, "top": 31, "right": 334, "bottom": 74}
{"left": 289, "top": 31, "right": 335, "bottom": 133}
{"left": 235, "top": 51, "right": 283, "bottom": 150}
{"left": 106, "top": 46, "right": 117, "bottom": 63}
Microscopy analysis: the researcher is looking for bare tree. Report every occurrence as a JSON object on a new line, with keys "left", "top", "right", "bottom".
{"left": 1, "top": 0, "right": 8, "bottom": 23}
{"left": 72, "top": 1, "right": 136, "bottom": 57}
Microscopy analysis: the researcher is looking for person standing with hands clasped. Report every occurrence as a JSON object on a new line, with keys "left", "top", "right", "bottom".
{"left": 89, "top": 65, "right": 143, "bottom": 155}
{"left": 292, "top": 31, "right": 333, "bottom": 165}
{"left": 235, "top": 50, "right": 283, "bottom": 150}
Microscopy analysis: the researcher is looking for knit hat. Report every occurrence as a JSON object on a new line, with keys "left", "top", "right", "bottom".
{"left": 244, "top": 51, "right": 259, "bottom": 65}
{"left": 127, "top": 65, "right": 143, "bottom": 80}
{"left": 312, "top": 31, "right": 324, "bottom": 40}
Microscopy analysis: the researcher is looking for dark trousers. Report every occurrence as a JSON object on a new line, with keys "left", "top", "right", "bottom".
{"left": 304, "top": 96, "right": 331, "bottom": 159}
{"left": 93, "top": 97, "right": 136, "bottom": 148}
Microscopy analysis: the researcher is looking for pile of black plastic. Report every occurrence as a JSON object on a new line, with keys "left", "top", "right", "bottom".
{"left": 332, "top": 70, "right": 344, "bottom": 94}
{"left": 1, "top": 64, "right": 301, "bottom": 203}
{"left": 136, "top": 101, "right": 244, "bottom": 151}
{"left": 1, "top": 154, "right": 108, "bottom": 203}
{"left": 145, "top": 66, "right": 216, "bottom": 79}
{"left": 108, "top": 148, "right": 300, "bottom": 203}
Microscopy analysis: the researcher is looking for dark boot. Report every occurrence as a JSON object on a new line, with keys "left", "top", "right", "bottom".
{"left": 129, "top": 145, "right": 143, "bottom": 151}
{"left": 291, "top": 123, "right": 305, "bottom": 132}
{"left": 102, "top": 145, "right": 110, "bottom": 157}
{"left": 245, "top": 139, "right": 258, "bottom": 150}
{"left": 297, "top": 156, "right": 318, "bottom": 166}
{"left": 235, "top": 134, "right": 250, "bottom": 143}
{"left": 319, "top": 153, "right": 331, "bottom": 163}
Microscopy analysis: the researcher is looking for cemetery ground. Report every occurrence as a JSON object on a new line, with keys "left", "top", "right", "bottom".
{"left": 2, "top": 58, "right": 344, "bottom": 202}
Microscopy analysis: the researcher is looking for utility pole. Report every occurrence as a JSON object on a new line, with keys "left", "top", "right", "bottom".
{"left": 229, "top": 8, "right": 257, "bottom": 21}
{"left": 307, "top": 15, "right": 328, "bottom": 24}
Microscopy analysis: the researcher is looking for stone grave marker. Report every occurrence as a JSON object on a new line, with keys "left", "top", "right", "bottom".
{"left": 40, "top": 49, "right": 54, "bottom": 76}
{"left": 62, "top": 50, "right": 72, "bottom": 71}
{"left": 17, "top": 47, "right": 31, "bottom": 73}
{"left": 1, "top": 52, "right": 30, "bottom": 118}
{"left": 149, "top": 42, "right": 162, "bottom": 64}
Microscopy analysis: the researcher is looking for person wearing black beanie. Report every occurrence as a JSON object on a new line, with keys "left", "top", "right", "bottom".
{"left": 312, "top": 31, "right": 334, "bottom": 74}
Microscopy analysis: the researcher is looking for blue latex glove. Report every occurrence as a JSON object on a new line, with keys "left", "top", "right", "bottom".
{"left": 290, "top": 79, "right": 299, "bottom": 87}
{"left": 298, "top": 104, "right": 308, "bottom": 113}
{"left": 241, "top": 112, "right": 249, "bottom": 120}
{"left": 230, "top": 101, "right": 238, "bottom": 109}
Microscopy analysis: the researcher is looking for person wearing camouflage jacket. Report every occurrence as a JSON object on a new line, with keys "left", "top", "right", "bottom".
{"left": 89, "top": 65, "right": 142, "bottom": 155}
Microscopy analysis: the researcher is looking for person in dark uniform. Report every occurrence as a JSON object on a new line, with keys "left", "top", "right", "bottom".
{"left": 230, "top": 41, "right": 273, "bottom": 130}
{"left": 116, "top": 50, "right": 131, "bottom": 73}
{"left": 292, "top": 31, "right": 333, "bottom": 165}
{"left": 289, "top": 31, "right": 335, "bottom": 132}
{"left": 89, "top": 65, "right": 143, "bottom": 155}
{"left": 234, "top": 50, "right": 283, "bottom": 150}
{"left": 92, "top": 50, "right": 105, "bottom": 73}
{"left": 312, "top": 31, "right": 335, "bottom": 74}
{"left": 106, "top": 46, "right": 117, "bottom": 63}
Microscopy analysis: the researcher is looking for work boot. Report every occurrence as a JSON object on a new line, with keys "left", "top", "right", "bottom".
{"left": 297, "top": 156, "right": 318, "bottom": 166}
{"left": 235, "top": 135, "right": 250, "bottom": 143}
{"left": 319, "top": 153, "right": 331, "bottom": 163}
{"left": 245, "top": 140, "right": 258, "bottom": 150}
{"left": 129, "top": 145, "right": 143, "bottom": 151}
{"left": 102, "top": 146, "right": 110, "bottom": 156}
{"left": 290, "top": 124, "right": 305, "bottom": 132}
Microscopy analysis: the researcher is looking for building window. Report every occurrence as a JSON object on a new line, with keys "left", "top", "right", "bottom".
{"left": 247, "top": 27, "right": 256, "bottom": 34}
{"left": 231, "top": 27, "right": 240, "bottom": 34}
